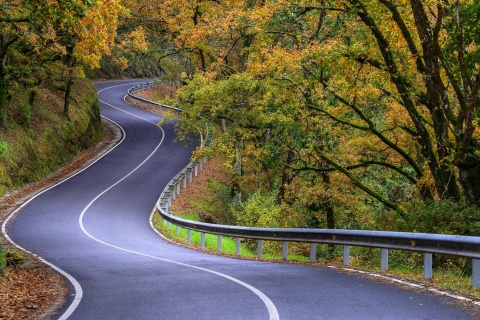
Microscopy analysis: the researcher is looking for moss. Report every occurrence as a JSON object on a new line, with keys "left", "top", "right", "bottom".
{"left": 0, "top": 78, "right": 104, "bottom": 197}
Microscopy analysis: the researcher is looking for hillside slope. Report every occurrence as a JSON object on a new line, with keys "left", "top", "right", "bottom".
{"left": 0, "top": 78, "right": 104, "bottom": 198}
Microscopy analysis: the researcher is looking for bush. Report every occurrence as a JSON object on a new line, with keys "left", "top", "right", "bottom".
{"left": 232, "top": 192, "right": 284, "bottom": 254}
{"left": 0, "top": 141, "right": 7, "bottom": 156}
{"left": 233, "top": 192, "right": 283, "bottom": 228}
{"left": 408, "top": 198, "right": 480, "bottom": 272}
{"left": 189, "top": 178, "right": 235, "bottom": 225}
{"left": 409, "top": 198, "right": 480, "bottom": 236}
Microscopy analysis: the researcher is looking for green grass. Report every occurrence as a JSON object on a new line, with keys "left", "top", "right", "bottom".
{"left": 154, "top": 213, "right": 480, "bottom": 299}
{"left": 154, "top": 213, "right": 255, "bottom": 257}
{"left": 153, "top": 212, "right": 309, "bottom": 262}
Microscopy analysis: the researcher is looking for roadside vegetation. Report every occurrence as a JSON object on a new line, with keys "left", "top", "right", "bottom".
{"left": 1, "top": 0, "right": 128, "bottom": 317}
{"left": 150, "top": 146, "right": 480, "bottom": 300}
{"left": 130, "top": 1, "right": 480, "bottom": 297}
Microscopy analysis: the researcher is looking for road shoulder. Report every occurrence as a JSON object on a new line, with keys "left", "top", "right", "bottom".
{"left": 0, "top": 118, "right": 121, "bottom": 320}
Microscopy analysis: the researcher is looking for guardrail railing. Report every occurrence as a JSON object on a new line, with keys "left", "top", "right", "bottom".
{"left": 126, "top": 82, "right": 183, "bottom": 118}
{"left": 127, "top": 81, "right": 480, "bottom": 289}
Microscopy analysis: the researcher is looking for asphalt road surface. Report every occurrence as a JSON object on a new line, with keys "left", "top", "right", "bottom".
{"left": 4, "top": 79, "right": 478, "bottom": 319}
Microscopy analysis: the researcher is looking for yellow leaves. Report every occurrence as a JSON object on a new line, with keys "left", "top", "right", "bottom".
{"left": 113, "top": 56, "right": 129, "bottom": 71}
{"left": 74, "top": 0, "right": 125, "bottom": 68}
{"left": 118, "top": 27, "right": 148, "bottom": 53}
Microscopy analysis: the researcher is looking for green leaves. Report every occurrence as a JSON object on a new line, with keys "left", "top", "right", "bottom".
{"left": 0, "top": 142, "right": 7, "bottom": 156}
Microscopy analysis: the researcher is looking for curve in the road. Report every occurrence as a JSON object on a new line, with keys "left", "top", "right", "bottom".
{"left": 80, "top": 84, "right": 280, "bottom": 319}
{"left": 3, "top": 79, "right": 478, "bottom": 320}
{"left": 3, "top": 81, "right": 279, "bottom": 320}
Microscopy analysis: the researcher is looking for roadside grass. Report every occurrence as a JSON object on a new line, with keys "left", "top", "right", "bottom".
{"left": 153, "top": 212, "right": 309, "bottom": 262}
{"left": 153, "top": 212, "right": 254, "bottom": 257}
{"left": 155, "top": 211, "right": 480, "bottom": 299}
{"left": 345, "top": 247, "right": 480, "bottom": 299}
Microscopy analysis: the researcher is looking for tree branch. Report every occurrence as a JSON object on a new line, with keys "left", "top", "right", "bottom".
{"left": 313, "top": 145, "right": 410, "bottom": 224}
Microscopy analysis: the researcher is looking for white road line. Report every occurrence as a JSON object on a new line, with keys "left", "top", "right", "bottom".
{"left": 1, "top": 114, "right": 128, "bottom": 320}
{"left": 78, "top": 84, "right": 280, "bottom": 320}
{"left": 329, "top": 266, "right": 480, "bottom": 306}
{"left": 1, "top": 81, "right": 142, "bottom": 320}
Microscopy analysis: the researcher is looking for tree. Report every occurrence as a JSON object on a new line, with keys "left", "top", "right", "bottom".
{"left": 0, "top": 0, "right": 124, "bottom": 123}
{"left": 139, "top": 0, "right": 480, "bottom": 229}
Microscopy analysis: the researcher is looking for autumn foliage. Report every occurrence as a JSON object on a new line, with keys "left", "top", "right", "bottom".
{"left": 127, "top": 0, "right": 480, "bottom": 232}
{"left": 3, "top": 0, "right": 479, "bottom": 233}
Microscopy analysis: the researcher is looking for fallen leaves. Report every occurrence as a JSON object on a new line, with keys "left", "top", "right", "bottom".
{"left": 0, "top": 262, "right": 67, "bottom": 320}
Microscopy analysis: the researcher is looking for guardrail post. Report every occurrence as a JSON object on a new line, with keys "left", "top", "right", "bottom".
{"left": 187, "top": 230, "right": 192, "bottom": 243}
{"left": 310, "top": 243, "right": 317, "bottom": 262}
{"left": 201, "top": 233, "right": 206, "bottom": 249}
{"left": 188, "top": 168, "right": 193, "bottom": 183}
{"left": 176, "top": 226, "right": 181, "bottom": 235}
{"left": 424, "top": 253, "right": 432, "bottom": 279}
{"left": 199, "top": 160, "right": 203, "bottom": 171}
{"left": 160, "top": 201, "right": 168, "bottom": 213}
{"left": 183, "top": 174, "right": 187, "bottom": 189}
{"left": 236, "top": 238, "right": 241, "bottom": 256}
{"left": 194, "top": 164, "right": 198, "bottom": 177}
{"left": 176, "top": 181, "right": 181, "bottom": 195}
{"left": 217, "top": 236, "right": 222, "bottom": 253}
{"left": 164, "top": 192, "right": 171, "bottom": 207}
{"left": 257, "top": 240, "right": 263, "bottom": 258}
{"left": 343, "top": 245, "right": 350, "bottom": 266}
{"left": 381, "top": 249, "right": 388, "bottom": 270}
{"left": 473, "top": 259, "right": 480, "bottom": 289}
{"left": 282, "top": 242, "right": 288, "bottom": 260}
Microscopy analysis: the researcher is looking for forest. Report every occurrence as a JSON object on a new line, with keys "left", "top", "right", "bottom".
{"left": 122, "top": 0, "right": 480, "bottom": 237}
{"left": 2, "top": 0, "right": 479, "bottom": 235}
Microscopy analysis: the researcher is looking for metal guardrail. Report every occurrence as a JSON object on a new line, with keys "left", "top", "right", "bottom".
{"left": 127, "top": 82, "right": 480, "bottom": 289}
{"left": 127, "top": 82, "right": 182, "bottom": 117}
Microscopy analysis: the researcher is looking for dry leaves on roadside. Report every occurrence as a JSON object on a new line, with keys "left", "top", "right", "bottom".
{"left": 0, "top": 262, "right": 67, "bottom": 320}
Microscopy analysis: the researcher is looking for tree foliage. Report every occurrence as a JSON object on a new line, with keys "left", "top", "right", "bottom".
{"left": 142, "top": 0, "right": 480, "bottom": 232}
{"left": 0, "top": 0, "right": 123, "bottom": 125}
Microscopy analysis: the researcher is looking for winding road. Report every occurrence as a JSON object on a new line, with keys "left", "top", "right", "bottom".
{"left": 3, "top": 79, "right": 477, "bottom": 319}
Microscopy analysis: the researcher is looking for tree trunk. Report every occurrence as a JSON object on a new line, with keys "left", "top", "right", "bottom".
{"left": 409, "top": 0, "right": 460, "bottom": 200}
{"left": 0, "top": 79, "right": 6, "bottom": 129}
{"left": 231, "top": 139, "right": 244, "bottom": 204}
{"left": 0, "top": 53, "right": 8, "bottom": 129}
{"left": 458, "top": 154, "right": 480, "bottom": 207}
{"left": 322, "top": 171, "right": 335, "bottom": 230}
{"left": 63, "top": 68, "right": 74, "bottom": 117}
{"left": 63, "top": 44, "right": 75, "bottom": 118}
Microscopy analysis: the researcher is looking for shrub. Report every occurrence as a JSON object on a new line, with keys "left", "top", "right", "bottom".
{"left": 0, "top": 141, "right": 7, "bottom": 156}
{"left": 408, "top": 198, "right": 480, "bottom": 272}
{"left": 189, "top": 178, "right": 235, "bottom": 225}
{"left": 232, "top": 192, "right": 284, "bottom": 254}
{"left": 409, "top": 198, "right": 480, "bottom": 236}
